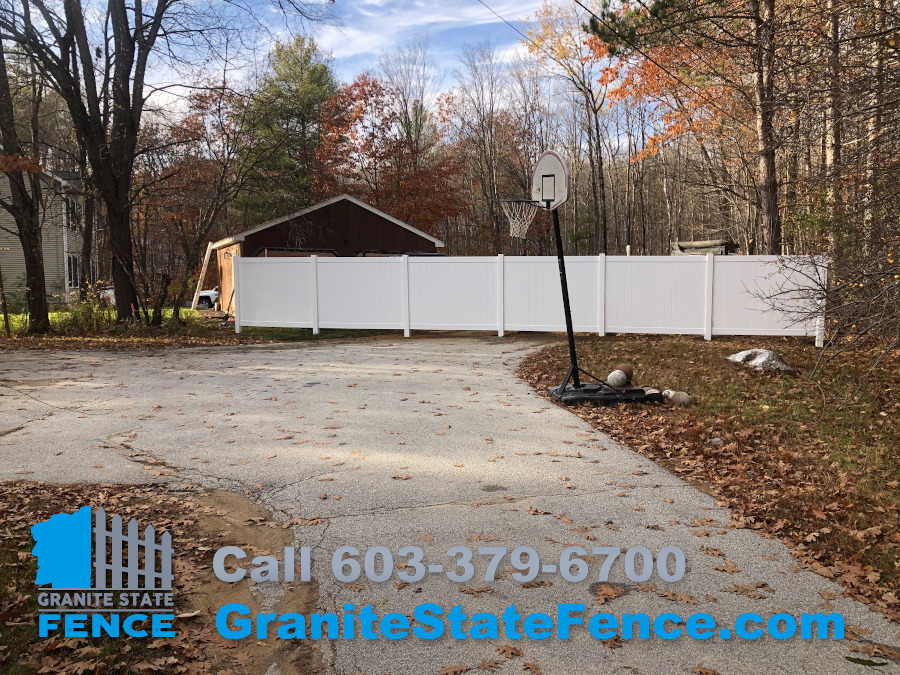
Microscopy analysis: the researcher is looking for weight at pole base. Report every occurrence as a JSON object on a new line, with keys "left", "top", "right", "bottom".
{"left": 550, "top": 383, "right": 665, "bottom": 405}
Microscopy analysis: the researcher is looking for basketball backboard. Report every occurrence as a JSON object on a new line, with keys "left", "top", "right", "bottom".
{"left": 531, "top": 150, "right": 569, "bottom": 210}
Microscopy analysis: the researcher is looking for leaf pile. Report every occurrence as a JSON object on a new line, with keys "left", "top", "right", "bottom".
{"left": 518, "top": 335, "right": 900, "bottom": 622}
{"left": 1, "top": 481, "right": 240, "bottom": 673}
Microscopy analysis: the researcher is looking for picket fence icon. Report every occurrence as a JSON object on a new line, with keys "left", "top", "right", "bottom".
{"left": 32, "top": 506, "right": 173, "bottom": 590}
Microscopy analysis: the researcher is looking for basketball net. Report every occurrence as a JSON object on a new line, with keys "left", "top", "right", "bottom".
{"left": 501, "top": 200, "right": 538, "bottom": 239}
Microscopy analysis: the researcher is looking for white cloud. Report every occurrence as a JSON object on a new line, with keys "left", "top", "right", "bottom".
{"left": 313, "top": 0, "right": 544, "bottom": 68}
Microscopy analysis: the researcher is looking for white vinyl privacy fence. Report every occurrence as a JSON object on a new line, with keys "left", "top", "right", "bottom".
{"left": 233, "top": 254, "right": 824, "bottom": 344}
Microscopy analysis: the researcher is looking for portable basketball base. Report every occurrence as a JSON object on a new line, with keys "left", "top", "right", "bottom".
{"left": 511, "top": 151, "right": 662, "bottom": 406}
{"left": 545, "top": 204, "right": 662, "bottom": 405}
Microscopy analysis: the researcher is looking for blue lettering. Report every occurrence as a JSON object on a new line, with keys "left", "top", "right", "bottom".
{"left": 767, "top": 613, "right": 797, "bottom": 640}
{"left": 412, "top": 603, "right": 444, "bottom": 639}
{"left": 64, "top": 613, "right": 89, "bottom": 637}
{"left": 523, "top": 613, "right": 553, "bottom": 639}
{"left": 735, "top": 613, "right": 764, "bottom": 640}
{"left": 123, "top": 614, "right": 148, "bottom": 638}
{"left": 39, "top": 613, "right": 60, "bottom": 637}
{"left": 557, "top": 604, "right": 583, "bottom": 639}
{"left": 801, "top": 613, "right": 843, "bottom": 639}
{"left": 686, "top": 613, "right": 715, "bottom": 640}
{"left": 588, "top": 613, "right": 617, "bottom": 639}
{"left": 216, "top": 603, "right": 251, "bottom": 639}
{"left": 277, "top": 613, "right": 306, "bottom": 639}
{"left": 624, "top": 613, "right": 651, "bottom": 639}
{"left": 470, "top": 613, "right": 499, "bottom": 639}
{"left": 653, "top": 613, "right": 681, "bottom": 640}
{"left": 151, "top": 614, "right": 176, "bottom": 637}
{"left": 380, "top": 613, "right": 410, "bottom": 639}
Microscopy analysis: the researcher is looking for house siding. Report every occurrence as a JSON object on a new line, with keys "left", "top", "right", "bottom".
{"left": 0, "top": 175, "right": 87, "bottom": 303}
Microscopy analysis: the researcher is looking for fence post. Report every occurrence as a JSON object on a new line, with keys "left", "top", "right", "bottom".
{"left": 704, "top": 253, "right": 715, "bottom": 340}
{"left": 232, "top": 256, "right": 241, "bottom": 334}
{"left": 401, "top": 255, "right": 410, "bottom": 337}
{"left": 94, "top": 506, "right": 107, "bottom": 589}
{"left": 127, "top": 518, "right": 139, "bottom": 589}
{"left": 597, "top": 254, "right": 606, "bottom": 337}
{"left": 815, "top": 254, "right": 827, "bottom": 348}
{"left": 310, "top": 256, "right": 320, "bottom": 335}
{"left": 497, "top": 254, "right": 505, "bottom": 337}
{"left": 159, "top": 530, "right": 173, "bottom": 590}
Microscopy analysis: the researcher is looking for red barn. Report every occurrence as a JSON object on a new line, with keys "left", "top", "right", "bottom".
{"left": 209, "top": 195, "right": 445, "bottom": 310}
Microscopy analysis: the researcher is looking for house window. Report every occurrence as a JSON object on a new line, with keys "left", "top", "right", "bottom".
{"left": 67, "top": 255, "right": 80, "bottom": 288}
{"left": 63, "top": 197, "right": 78, "bottom": 231}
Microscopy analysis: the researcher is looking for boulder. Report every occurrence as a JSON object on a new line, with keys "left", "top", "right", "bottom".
{"left": 726, "top": 349, "right": 794, "bottom": 372}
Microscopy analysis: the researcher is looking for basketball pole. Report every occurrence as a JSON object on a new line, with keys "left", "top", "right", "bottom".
{"left": 549, "top": 201, "right": 581, "bottom": 390}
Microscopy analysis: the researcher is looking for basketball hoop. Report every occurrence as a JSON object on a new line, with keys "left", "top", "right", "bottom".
{"left": 501, "top": 199, "right": 539, "bottom": 239}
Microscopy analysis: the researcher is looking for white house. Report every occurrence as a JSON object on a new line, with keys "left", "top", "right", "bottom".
{"left": 0, "top": 170, "right": 97, "bottom": 303}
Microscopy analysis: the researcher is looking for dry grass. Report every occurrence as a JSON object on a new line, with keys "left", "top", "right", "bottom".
{"left": 518, "top": 334, "right": 900, "bottom": 621}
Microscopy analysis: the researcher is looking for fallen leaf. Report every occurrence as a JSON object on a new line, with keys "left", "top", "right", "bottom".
{"left": 438, "top": 665, "right": 470, "bottom": 675}
{"left": 692, "top": 665, "right": 720, "bottom": 675}
{"left": 496, "top": 645, "right": 522, "bottom": 658}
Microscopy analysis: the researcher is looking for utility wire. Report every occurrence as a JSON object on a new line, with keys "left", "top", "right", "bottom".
{"left": 472, "top": 0, "right": 562, "bottom": 69}
{"left": 572, "top": 0, "right": 754, "bottom": 133}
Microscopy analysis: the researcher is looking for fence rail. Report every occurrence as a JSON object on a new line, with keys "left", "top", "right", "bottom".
{"left": 233, "top": 254, "right": 824, "bottom": 346}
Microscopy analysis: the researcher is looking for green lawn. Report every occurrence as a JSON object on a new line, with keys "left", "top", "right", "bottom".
{"left": 0, "top": 303, "right": 399, "bottom": 350}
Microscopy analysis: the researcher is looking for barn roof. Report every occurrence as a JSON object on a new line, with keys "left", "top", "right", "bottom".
{"left": 211, "top": 194, "right": 444, "bottom": 250}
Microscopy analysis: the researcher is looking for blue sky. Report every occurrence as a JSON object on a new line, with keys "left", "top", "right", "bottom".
{"left": 313, "top": 0, "right": 546, "bottom": 83}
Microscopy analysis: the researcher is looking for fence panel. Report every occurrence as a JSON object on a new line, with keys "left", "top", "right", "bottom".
{"left": 712, "top": 256, "right": 817, "bottom": 336}
{"left": 233, "top": 254, "right": 822, "bottom": 341}
{"left": 606, "top": 256, "right": 706, "bottom": 334}
{"left": 317, "top": 257, "right": 404, "bottom": 329}
{"left": 235, "top": 257, "right": 315, "bottom": 329}
{"left": 92, "top": 507, "right": 174, "bottom": 590}
{"left": 409, "top": 257, "right": 498, "bottom": 330}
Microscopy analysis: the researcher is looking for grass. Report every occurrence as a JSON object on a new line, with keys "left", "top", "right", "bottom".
{"left": 0, "top": 305, "right": 395, "bottom": 350}
{"left": 518, "top": 334, "right": 900, "bottom": 622}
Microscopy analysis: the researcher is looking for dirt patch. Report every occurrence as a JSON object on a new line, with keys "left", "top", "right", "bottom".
{"left": 190, "top": 490, "right": 324, "bottom": 675}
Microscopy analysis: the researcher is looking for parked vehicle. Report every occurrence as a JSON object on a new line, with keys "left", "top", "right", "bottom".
{"left": 195, "top": 287, "right": 219, "bottom": 310}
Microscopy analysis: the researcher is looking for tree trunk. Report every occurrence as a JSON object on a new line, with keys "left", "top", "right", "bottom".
{"left": 0, "top": 39, "right": 49, "bottom": 333}
{"left": 105, "top": 198, "right": 141, "bottom": 321}
{"left": 584, "top": 106, "right": 603, "bottom": 254}
{"left": 0, "top": 261, "right": 11, "bottom": 337}
{"left": 78, "top": 190, "right": 95, "bottom": 299}
{"left": 150, "top": 273, "right": 170, "bottom": 326}
{"left": 824, "top": 0, "right": 843, "bottom": 240}
{"left": 863, "top": 0, "right": 885, "bottom": 244}
{"left": 77, "top": 151, "right": 95, "bottom": 300}
{"left": 750, "top": 0, "right": 782, "bottom": 255}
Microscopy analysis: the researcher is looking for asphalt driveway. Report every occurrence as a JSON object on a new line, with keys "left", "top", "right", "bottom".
{"left": 1, "top": 336, "right": 898, "bottom": 674}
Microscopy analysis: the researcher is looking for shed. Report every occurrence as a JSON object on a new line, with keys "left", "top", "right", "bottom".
{"left": 207, "top": 195, "right": 445, "bottom": 311}
{"left": 670, "top": 239, "right": 739, "bottom": 256}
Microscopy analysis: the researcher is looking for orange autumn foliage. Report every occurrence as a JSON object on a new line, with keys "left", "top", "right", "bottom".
{"left": 315, "top": 74, "right": 458, "bottom": 237}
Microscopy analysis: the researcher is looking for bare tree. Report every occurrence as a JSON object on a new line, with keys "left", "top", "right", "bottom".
{"left": 0, "top": 0, "right": 332, "bottom": 322}
{"left": 0, "top": 40, "right": 48, "bottom": 332}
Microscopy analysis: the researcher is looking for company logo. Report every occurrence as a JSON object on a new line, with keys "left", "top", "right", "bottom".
{"left": 32, "top": 507, "right": 177, "bottom": 638}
